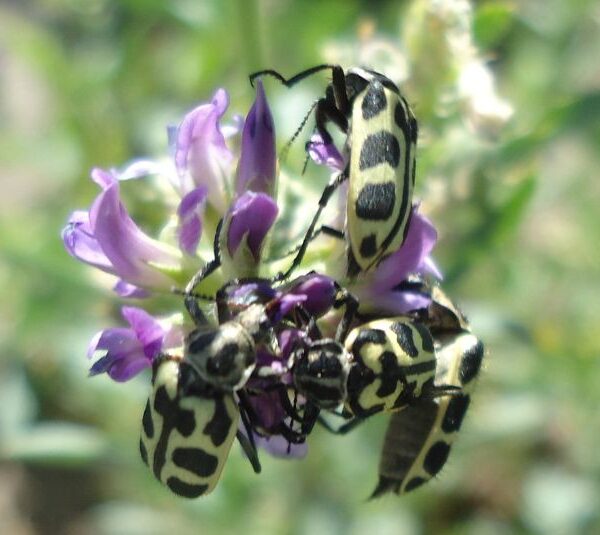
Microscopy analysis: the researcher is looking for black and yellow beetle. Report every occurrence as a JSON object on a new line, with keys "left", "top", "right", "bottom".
{"left": 368, "top": 286, "right": 485, "bottom": 496}
{"left": 250, "top": 65, "right": 418, "bottom": 278}
{"left": 138, "top": 280, "right": 277, "bottom": 499}
{"left": 372, "top": 330, "right": 484, "bottom": 496}
{"left": 139, "top": 354, "right": 249, "bottom": 498}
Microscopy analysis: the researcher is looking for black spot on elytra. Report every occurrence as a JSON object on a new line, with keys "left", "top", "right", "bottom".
{"left": 424, "top": 441, "right": 450, "bottom": 476}
{"left": 359, "top": 234, "right": 378, "bottom": 258}
{"left": 409, "top": 116, "right": 418, "bottom": 143}
{"left": 203, "top": 396, "right": 234, "bottom": 447}
{"left": 390, "top": 322, "right": 419, "bottom": 358}
{"left": 345, "top": 362, "right": 379, "bottom": 417}
{"left": 352, "top": 328, "right": 387, "bottom": 357}
{"left": 152, "top": 382, "right": 196, "bottom": 479}
{"left": 361, "top": 82, "right": 387, "bottom": 120}
{"left": 413, "top": 323, "right": 434, "bottom": 353}
{"left": 172, "top": 447, "right": 219, "bottom": 478}
{"left": 139, "top": 439, "right": 148, "bottom": 465}
{"left": 355, "top": 182, "right": 396, "bottom": 221}
{"left": 359, "top": 131, "right": 400, "bottom": 170}
{"left": 460, "top": 340, "right": 484, "bottom": 385}
{"left": 175, "top": 408, "right": 196, "bottom": 437}
{"left": 441, "top": 394, "right": 471, "bottom": 433}
{"left": 404, "top": 477, "right": 427, "bottom": 492}
{"left": 376, "top": 350, "right": 408, "bottom": 398}
{"left": 394, "top": 101, "right": 409, "bottom": 131}
{"left": 404, "top": 359, "right": 436, "bottom": 377}
{"left": 166, "top": 477, "right": 209, "bottom": 498}
{"left": 142, "top": 400, "right": 154, "bottom": 438}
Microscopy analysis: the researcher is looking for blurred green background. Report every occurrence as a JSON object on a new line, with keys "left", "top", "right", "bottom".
{"left": 1, "top": 0, "right": 599, "bottom": 533}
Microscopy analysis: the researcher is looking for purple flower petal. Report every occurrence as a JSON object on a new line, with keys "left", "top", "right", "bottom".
{"left": 369, "top": 207, "right": 439, "bottom": 293}
{"left": 121, "top": 306, "right": 166, "bottom": 360}
{"left": 226, "top": 192, "right": 278, "bottom": 261}
{"left": 246, "top": 389, "right": 287, "bottom": 431}
{"left": 370, "top": 290, "right": 432, "bottom": 315}
{"left": 306, "top": 133, "right": 346, "bottom": 171}
{"left": 174, "top": 89, "right": 233, "bottom": 213}
{"left": 278, "top": 328, "right": 306, "bottom": 362}
{"left": 269, "top": 294, "right": 308, "bottom": 324}
{"left": 422, "top": 256, "right": 443, "bottom": 280}
{"left": 289, "top": 274, "right": 337, "bottom": 316}
{"left": 253, "top": 433, "right": 308, "bottom": 459}
{"left": 90, "top": 167, "right": 114, "bottom": 189}
{"left": 62, "top": 210, "right": 113, "bottom": 271}
{"left": 236, "top": 80, "right": 276, "bottom": 196}
{"left": 240, "top": 389, "right": 308, "bottom": 459}
{"left": 117, "top": 160, "right": 165, "bottom": 180}
{"left": 113, "top": 280, "right": 150, "bottom": 298}
{"left": 89, "top": 174, "right": 181, "bottom": 290}
{"left": 228, "top": 281, "right": 277, "bottom": 304}
{"left": 87, "top": 307, "right": 166, "bottom": 382}
{"left": 176, "top": 186, "right": 208, "bottom": 255}
{"left": 87, "top": 327, "right": 150, "bottom": 382}
{"left": 352, "top": 207, "right": 441, "bottom": 315}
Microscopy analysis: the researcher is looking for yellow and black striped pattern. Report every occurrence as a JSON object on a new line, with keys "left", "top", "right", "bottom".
{"left": 372, "top": 332, "right": 484, "bottom": 497}
{"left": 140, "top": 358, "right": 239, "bottom": 498}
{"left": 344, "top": 318, "right": 436, "bottom": 417}
{"left": 346, "top": 70, "right": 418, "bottom": 274}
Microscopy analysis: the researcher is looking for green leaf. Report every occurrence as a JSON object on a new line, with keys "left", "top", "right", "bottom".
{"left": 2, "top": 422, "right": 108, "bottom": 466}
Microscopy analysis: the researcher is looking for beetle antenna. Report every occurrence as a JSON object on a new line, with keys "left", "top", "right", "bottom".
{"left": 279, "top": 99, "right": 318, "bottom": 163}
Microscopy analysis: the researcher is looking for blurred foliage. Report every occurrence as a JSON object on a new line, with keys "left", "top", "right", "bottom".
{"left": 1, "top": 0, "right": 599, "bottom": 533}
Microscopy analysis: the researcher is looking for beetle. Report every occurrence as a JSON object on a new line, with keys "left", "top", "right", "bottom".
{"left": 139, "top": 354, "right": 256, "bottom": 498}
{"left": 372, "top": 331, "right": 484, "bottom": 496}
{"left": 250, "top": 65, "right": 418, "bottom": 278}
{"left": 139, "top": 275, "right": 331, "bottom": 498}
{"left": 370, "top": 285, "right": 485, "bottom": 496}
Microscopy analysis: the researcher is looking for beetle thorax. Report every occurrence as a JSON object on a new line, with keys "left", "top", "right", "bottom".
{"left": 185, "top": 322, "right": 256, "bottom": 390}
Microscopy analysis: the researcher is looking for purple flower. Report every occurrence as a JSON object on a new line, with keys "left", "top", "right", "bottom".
{"left": 88, "top": 307, "right": 171, "bottom": 382}
{"left": 236, "top": 80, "right": 277, "bottom": 197}
{"left": 174, "top": 89, "right": 236, "bottom": 214}
{"left": 241, "top": 386, "right": 308, "bottom": 459}
{"left": 226, "top": 192, "right": 278, "bottom": 260}
{"left": 266, "top": 274, "right": 338, "bottom": 323}
{"left": 177, "top": 186, "right": 208, "bottom": 255}
{"left": 288, "top": 274, "right": 337, "bottom": 317}
{"left": 306, "top": 133, "right": 346, "bottom": 171}
{"left": 62, "top": 169, "right": 182, "bottom": 293}
{"left": 219, "top": 192, "right": 278, "bottom": 279}
{"left": 352, "top": 206, "right": 441, "bottom": 314}
{"left": 253, "top": 434, "right": 308, "bottom": 459}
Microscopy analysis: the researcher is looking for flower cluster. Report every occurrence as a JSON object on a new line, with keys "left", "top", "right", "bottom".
{"left": 63, "top": 75, "right": 445, "bottom": 466}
